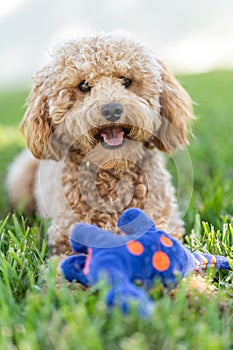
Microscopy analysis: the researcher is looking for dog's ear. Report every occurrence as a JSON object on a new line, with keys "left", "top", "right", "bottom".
{"left": 151, "top": 60, "right": 194, "bottom": 153}
{"left": 20, "top": 67, "right": 62, "bottom": 160}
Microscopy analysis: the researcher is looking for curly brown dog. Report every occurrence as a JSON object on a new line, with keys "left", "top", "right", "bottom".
{"left": 7, "top": 32, "right": 194, "bottom": 255}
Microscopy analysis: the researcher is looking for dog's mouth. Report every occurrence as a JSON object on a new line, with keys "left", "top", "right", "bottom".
{"left": 101, "top": 126, "right": 125, "bottom": 149}
{"left": 94, "top": 126, "right": 131, "bottom": 149}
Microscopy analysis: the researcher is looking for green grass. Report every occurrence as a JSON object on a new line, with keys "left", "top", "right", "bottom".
{"left": 0, "top": 71, "right": 233, "bottom": 349}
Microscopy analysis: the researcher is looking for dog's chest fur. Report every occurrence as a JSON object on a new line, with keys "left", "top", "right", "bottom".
{"left": 61, "top": 156, "right": 149, "bottom": 230}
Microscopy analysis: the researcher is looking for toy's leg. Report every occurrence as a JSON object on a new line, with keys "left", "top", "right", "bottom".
{"left": 193, "top": 252, "right": 232, "bottom": 271}
{"left": 60, "top": 255, "right": 89, "bottom": 286}
{"left": 105, "top": 269, "right": 155, "bottom": 318}
{"left": 214, "top": 256, "right": 232, "bottom": 270}
{"left": 183, "top": 251, "right": 231, "bottom": 293}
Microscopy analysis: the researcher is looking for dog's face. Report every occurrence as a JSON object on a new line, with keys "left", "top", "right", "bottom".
{"left": 21, "top": 32, "right": 194, "bottom": 168}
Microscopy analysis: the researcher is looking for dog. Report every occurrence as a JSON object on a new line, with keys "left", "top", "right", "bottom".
{"left": 7, "top": 32, "right": 194, "bottom": 255}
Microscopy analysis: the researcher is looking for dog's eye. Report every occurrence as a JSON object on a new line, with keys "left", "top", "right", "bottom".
{"left": 120, "top": 76, "right": 132, "bottom": 88}
{"left": 78, "top": 80, "right": 91, "bottom": 93}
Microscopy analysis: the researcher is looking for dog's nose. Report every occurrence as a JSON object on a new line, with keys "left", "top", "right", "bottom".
{"left": 101, "top": 103, "right": 123, "bottom": 122}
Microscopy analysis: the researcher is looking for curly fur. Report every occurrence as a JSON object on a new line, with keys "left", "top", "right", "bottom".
{"left": 7, "top": 32, "right": 194, "bottom": 254}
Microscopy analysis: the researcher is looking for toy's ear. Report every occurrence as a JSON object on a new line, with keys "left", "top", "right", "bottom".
{"left": 60, "top": 255, "right": 89, "bottom": 286}
{"left": 118, "top": 208, "right": 155, "bottom": 236}
{"left": 20, "top": 65, "right": 63, "bottom": 161}
{"left": 71, "top": 222, "right": 126, "bottom": 249}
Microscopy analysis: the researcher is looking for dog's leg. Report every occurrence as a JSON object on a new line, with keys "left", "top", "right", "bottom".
{"left": 48, "top": 219, "right": 76, "bottom": 256}
{"left": 6, "top": 149, "right": 39, "bottom": 213}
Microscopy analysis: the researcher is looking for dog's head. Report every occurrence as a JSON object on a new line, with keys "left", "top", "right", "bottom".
{"left": 21, "top": 32, "right": 194, "bottom": 168}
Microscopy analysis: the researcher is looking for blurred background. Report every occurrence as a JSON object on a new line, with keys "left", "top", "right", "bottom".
{"left": 0, "top": 0, "right": 233, "bottom": 88}
{"left": 1, "top": 3, "right": 233, "bottom": 343}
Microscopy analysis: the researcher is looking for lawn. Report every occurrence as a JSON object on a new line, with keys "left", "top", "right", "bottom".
{"left": 0, "top": 71, "right": 233, "bottom": 349}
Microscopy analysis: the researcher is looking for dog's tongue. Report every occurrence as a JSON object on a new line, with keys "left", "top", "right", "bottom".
{"left": 101, "top": 127, "right": 124, "bottom": 146}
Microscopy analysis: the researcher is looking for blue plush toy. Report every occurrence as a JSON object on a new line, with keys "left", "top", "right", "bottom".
{"left": 61, "top": 208, "right": 232, "bottom": 317}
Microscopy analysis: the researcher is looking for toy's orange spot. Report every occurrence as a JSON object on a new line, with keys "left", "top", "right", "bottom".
{"left": 152, "top": 251, "right": 170, "bottom": 272}
{"left": 126, "top": 240, "right": 144, "bottom": 256}
{"left": 83, "top": 247, "right": 92, "bottom": 275}
{"left": 160, "top": 235, "right": 173, "bottom": 247}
